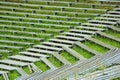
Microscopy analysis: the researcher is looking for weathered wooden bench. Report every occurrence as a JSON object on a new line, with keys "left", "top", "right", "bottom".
{"left": 19, "top": 52, "right": 49, "bottom": 58}
{"left": 49, "top": 39, "right": 74, "bottom": 45}
{"left": 33, "top": 45, "right": 63, "bottom": 52}
{"left": 56, "top": 35, "right": 85, "bottom": 41}
{"left": 9, "top": 55, "right": 39, "bottom": 62}
{"left": 42, "top": 42, "right": 72, "bottom": 47}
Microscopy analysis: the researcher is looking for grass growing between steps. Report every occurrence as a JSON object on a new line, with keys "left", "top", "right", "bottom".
{"left": 8, "top": 70, "right": 20, "bottom": 80}
{"left": 61, "top": 51, "right": 79, "bottom": 64}
{"left": 0, "top": 52, "right": 10, "bottom": 59}
{"left": 112, "top": 77, "right": 120, "bottom": 80}
{"left": 104, "top": 29, "right": 120, "bottom": 38}
{"left": 23, "top": 66, "right": 31, "bottom": 74}
{"left": 0, "top": 75, "right": 4, "bottom": 80}
{"left": 94, "top": 36, "right": 120, "bottom": 48}
{"left": 48, "top": 56, "right": 64, "bottom": 68}
{"left": 72, "top": 46, "right": 94, "bottom": 59}
{"left": 83, "top": 41, "right": 109, "bottom": 54}
{"left": 34, "top": 61, "right": 50, "bottom": 72}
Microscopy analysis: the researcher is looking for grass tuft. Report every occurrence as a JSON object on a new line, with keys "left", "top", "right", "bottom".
{"left": 94, "top": 36, "right": 120, "bottom": 48}
{"left": 34, "top": 61, "right": 50, "bottom": 72}
{"left": 83, "top": 41, "right": 109, "bottom": 54}
{"left": 72, "top": 46, "right": 94, "bottom": 59}
{"left": 48, "top": 56, "right": 63, "bottom": 67}
{"left": 61, "top": 51, "right": 78, "bottom": 64}
{"left": 8, "top": 70, "right": 20, "bottom": 80}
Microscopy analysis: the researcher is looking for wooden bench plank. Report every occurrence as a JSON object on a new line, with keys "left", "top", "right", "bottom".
{"left": 0, "top": 64, "right": 18, "bottom": 70}
{"left": 0, "top": 71, "right": 8, "bottom": 74}
{"left": 62, "top": 32, "right": 91, "bottom": 37}
{"left": 77, "top": 26, "right": 105, "bottom": 31}
{"left": 95, "top": 17, "right": 120, "bottom": 21}
{"left": 49, "top": 39, "right": 74, "bottom": 45}
{"left": 56, "top": 35, "right": 85, "bottom": 41}
{"left": 108, "top": 11, "right": 120, "bottom": 15}
{"left": 33, "top": 45, "right": 63, "bottom": 52}
{"left": 27, "top": 48, "right": 57, "bottom": 54}
{"left": 114, "top": 8, "right": 120, "bottom": 11}
{"left": 101, "top": 14, "right": 120, "bottom": 18}
{"left": 88, "top": 20, "right": 117, "bottom": 25}
{"left": 42, "top": 42, "right": 72, "bottom": 47}
{"left": 9, "top": 55, "right": 39, "bottom": 62}
{"left": 19, "top": 52, "right": 49, "bottom": 58}
{"left": 69, "top": 29, "right": 95, "bottom": 34}
{"left": 0, "top": 59, "right": 28, "bottom": 67}
{"left": 82, "top": 23, "right": 111, "bottom": 28}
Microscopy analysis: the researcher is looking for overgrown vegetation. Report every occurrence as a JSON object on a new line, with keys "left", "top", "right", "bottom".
{"left": 112, "top": 77, "right": 120, "bottom": 80}
{"left": 23, "top": 66, "right": 31, "bottom": 74}
{"left": 94, "top": 35, "right": 120, "bottom": 48}
{"left": 72, "top": 46, "right": 94, "bottom": 59}
{"left": 48, "top": 56, "right": 64, "bottom": 67}
{"left": 34, "top": 61, "right": 50, "bottom": 72}
{"left": 83, "top": 40, "right": 109, "bottom": 54}
{"left": 0, "top": 75, "right": 4, "bottom": 80}
{"left": 61, "top": 51, "right": 79, "bottom": 64}
{"left": 105, "top": 29, "right": 120, "bottom": 38}
{"left": 8, "top": 70, "right": 20, "bottom": 80}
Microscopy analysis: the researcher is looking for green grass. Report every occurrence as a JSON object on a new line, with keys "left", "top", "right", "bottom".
{"left": 94, "top": 35, "right": 120, "bottom": 48}
{"left": 61, "top": 51, "right": 78, "bottom": 64}
{"left": 49, "top": 2, "right": 68, "bottom": 7}
{"left": 34, "top": 61, "right": 50, "bottom": 72}
{"left": 83, "top": 41, "right": 109, "bottom": 54}
{"left": 8, "top": 70, "right": 20, "bottom": 80}
{"left": 0, "top": 52, "right": 8, "bottom": 59}
{"left": 72, "top": 4, "right": 90, "bottom": 8}
{"left": 23, "top": 66, "right": 31, "bottom": 74}
{"left": 28, "top": 1, "right": 46, "bottom": 5}
{"left": 0, "top": 75, "right": 4, "bottom": 80}
{"left": 86, "top": 10, "right": 105, "bottom": 14}
{"left": 111, "top": 77, "right": 120, "bottom": 80}
{"left": 72, "top": 46, "right": 94, "bottom": 59}
{"left": 117, "top": 26, "right": 120, "bottom": 28}
{"left": 95, "top": 5, "right": 113, "bottom": 10}
{"left": 48, "top": 56, "right": 63, "bottom": 67}
{"left": 105, "top": 29, "right": 120, "bottom": 38}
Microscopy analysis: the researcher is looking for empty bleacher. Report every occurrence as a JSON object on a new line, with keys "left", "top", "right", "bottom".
{"left": 0, "top": 0, "right": 119, "bottom": 80}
